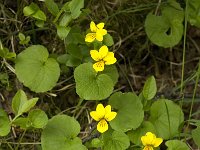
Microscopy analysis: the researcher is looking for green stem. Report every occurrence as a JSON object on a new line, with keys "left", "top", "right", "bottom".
{"left": 180, "top": 0, "right": 188, "bottom": 108}
{"left": 186, "top": 62, "right": 200, "bottom": 129}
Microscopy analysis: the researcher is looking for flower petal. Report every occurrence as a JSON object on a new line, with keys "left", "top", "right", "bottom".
{"left": 99, "top": 29, "right": 107, "bottom": 36}
{"left": 90, "top": 50, "right": 100, "bottom": 61}
{"left": 105, "top": 105, "right": 111, "bottom": 114}
{"left": 90, "top": 21, "right": 97, "bottom": 32}
{"left": 99, "top": 45, "right": 108, "bottom": 59}
{"left": 141, "top": 132, "right": 155, "bottom": 146}
{"left": 103, "top": 52, "right": 117, "bottom": 65}
{"left": 97, "top": 23, "right": 105, "bottom": 29}
{"left": 90, "top": 111, "right": 101, "bottom": 121}
{"left": 143, "top": 146, "right": 154, "bottom": 150}
{"left": 97, "top": 119, "right": 108, "bottom": 133}
{"left": 93, "top": 61, "right": 105, "bottom": 72}
{"left": 105, "top": 112, "right": 117, "bottom": 121}
{"left": 85, "top": 33, "right": 96, "bottom": 42}
{"left": 96, "top": 104, "right": 106, "bottom": 118}
{"left": 152, "top": 138, "right": 163, "bottom": 147}
{"left": 96, "top": 30, "right": 104, "bottom": 41}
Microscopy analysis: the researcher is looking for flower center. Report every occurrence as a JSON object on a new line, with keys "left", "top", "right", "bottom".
{"left": 99, "top": 119, "right": 107, "bottom": 127}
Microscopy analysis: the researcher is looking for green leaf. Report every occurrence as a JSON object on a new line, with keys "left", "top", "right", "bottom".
{"left": 23, "top": 3, "right": 39, "bottom": 16}
{"left": 13, "top": 117, "right": 30, "bottom": 129}
{"left": 74, "top": 63, "right": 114, "bottom": 100}
{"left": 165, "top": 140, "right": 189, "bottom": 150}
{"left": 41, "top": 115, "right": 86, "bottom": 150}
{"left": 0, "top": 47, "right": 16, "bottom": 59}
{"left": 44, "top": 0, "right": 59, "bottom": 16}
{"left": 67, "top": 43, "right": 82, "bottom": 59}
{"left": 18, "top": 98, "right": 38, "bottom": 116}
{"left": 192, "top": 123, "right": 200, "bottom": 147}
{"left": 59, "top": 13, "right": 72, "bottom": 26}
{"left": 100, "top": 65, "right": 119, "bottom": 85}
{"left": 149, "top": 99, "right": 184, "bottom": 139}
{"left": 15, "top": 45, "right": 60, "bottom": 93}
{"left": 0, "top": 109, "right": 10, "bottom": 136}
{"left": 142, "top": 76, "right": 157, "bottom": 100}
{"left": 69, "top": 0, "right": 84, "bottom": 19}
{"left": 103, "top": 34, "right": 114, "bottom": 46}
{"left": 90, "top": 138, "right": 103, "bottom": 148}
{"left": 127, "top": 121, "right": 156, "bottom": 145}
{"left": 35, "top": 20, "right": 45, "bottom": 28}
{"left": 66, "top": 27, "right": 84, "bottom": 44}
{"left": 109, "top": 92, "right": 144, "bottom": 132}
{"left": 65, "top": 55, "right": 81, "bottom": 67}
{"left": 57, "top": 26, "right": 71, "bottom": 40}
{"left": 28, "top": 109, "right": 48, "bottom": 128}
{"left": 12, "top": 90, "right": 38, "bottom": 118}
{"left": 12, "top": 90, "right": 28, "bottom": 115}
{"left": 57, "top": 54, "right": 81, "bottom": 67}
{"left": 32, "top": 10, "right": 46, "bottom": 21}
{"left": 188, "top": 0, "right": 200, "bottom": 28}
{"left": 102, "top": 130, "right": 130, "bottom": 150}
{"left": 18, "top": 33, "right": 26, "bottom": 41}
{"left": 145, "top": 1, "right": 184, "bottom": 48}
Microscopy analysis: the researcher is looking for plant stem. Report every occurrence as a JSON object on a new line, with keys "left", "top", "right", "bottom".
{"left": 180, "top": 0, "right": 188, "bottom": 108}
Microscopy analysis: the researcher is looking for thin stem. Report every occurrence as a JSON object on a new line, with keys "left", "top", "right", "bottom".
{"left": 180, "top": 0, "right": 188, "bottom": 108}
{"left": 186, "top": 62, "right": 200, "bottom": 129}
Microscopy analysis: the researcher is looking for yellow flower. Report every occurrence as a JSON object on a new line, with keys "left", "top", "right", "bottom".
{"left": 141, "top": 132, "right": 163, "bottom": 150}
{"left": 85, "top": 21, "right": 107, "bottom": 42}
{"left": 90, "top": 45, "right": 117, "bottom": 72}
{"left": 90, "top": 104, "right": 117, "bottom": 133}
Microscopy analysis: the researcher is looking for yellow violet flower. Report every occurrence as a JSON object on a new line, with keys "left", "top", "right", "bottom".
{"left": 85, "top": 21, "right": 107, "bottom": 42}
{"left": 90, "top": 45, "right": 117, "bottom": 72}
{"left": 90, "top": 104, "right": 117, "bottom": 133}
{"left": 141, "top": 132, "right": 163, "bottom": 150}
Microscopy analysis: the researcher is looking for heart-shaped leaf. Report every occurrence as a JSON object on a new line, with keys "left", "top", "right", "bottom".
{"left": 165, "top": 140, "right": 189, "bottom": 150}
{"left": 74, "top": 63, "right": 114, "bottom": 100}
{"left": 127, "top": 121, "right": 156, "bottom": 145}
{"left": 145, "top": 1, "right": 184, "bottom": 48}
{"left": 109, "top": 92, "right": 144, "bottom": 132}
{"left": 41, "top": 115, "right": 86, "bottom": 150}
{"left": 102, "top": 130, "right": 130, "bottom": 150}
{"left": 15, "top": 45, "right": 60, "bottom": 93}
{"left": 149, "top": 99, "right": 184, "bottom": 139}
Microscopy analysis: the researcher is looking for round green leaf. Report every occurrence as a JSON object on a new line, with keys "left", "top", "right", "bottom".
{"left": 149, "top": 99, "right": 184, "bottom": 139}
{"left": 109, "top": 92, "right": 144, "bottom": 132}
{"left": 165, "top": 140, "right": 189, "bottom": 150}
{"left": 0, "top": 109, "right": 10, "bottom": 136}
{"left": 127, "top": 121, "right": 156, "bottom": 145}
{"left": 74, "top": 63, "right": 114, "bottom": 100}
{"left": 28, "top": 109, "right": 48, "bottom": 128}
{"left": 188, "top": 0, "right": 200, "bottom": 28}
{"left": 102, "top": 130, "right": 130, "bottom": 150}
{"left": 15, "top": 45, "right": 60, "bottom": 93}
{"left": 145, "top": 1, "right": 184, "bottom": 48}
{"left": 192, "top": 123, "right": 200, "bottom": 147}
{"left": 41, "top": 115, "right": 86, "bottom": 150}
